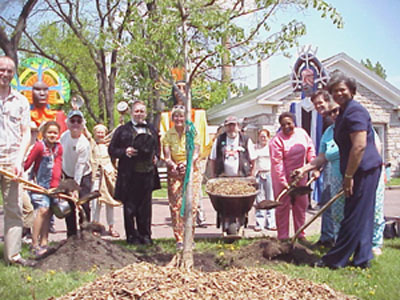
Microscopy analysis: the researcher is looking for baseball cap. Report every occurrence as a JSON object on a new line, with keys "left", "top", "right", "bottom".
{"left": 224, "top": 115, "right": 238, "bottom": 125}
{"left": 67, "top": 110, "right": 84, "bottom": 120}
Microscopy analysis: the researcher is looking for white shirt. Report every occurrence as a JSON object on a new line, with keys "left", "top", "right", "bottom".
{"left": 210, "top": 134, "right": 256, "bottom": 176}
{"left": 0, "top": 89, "right": 30, "bottom": 164}
{"left": 254, "top": 144, "right": 271, "bottom": 173}
{"left": 60, "top": 131, "right": 92, "bottom": 185}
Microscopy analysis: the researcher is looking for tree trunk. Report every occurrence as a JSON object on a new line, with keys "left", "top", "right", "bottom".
{"left": 181, "top": 3, "right": 194, "bottom": 269}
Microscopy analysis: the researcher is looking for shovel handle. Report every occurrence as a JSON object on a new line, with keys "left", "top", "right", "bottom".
{"left": 305, "top": 174, "right": 318, "bottom": 186}
{"left": 275, "top": 185, "right": 292, "bottom": 203}
{"left": 291, "top": 189, "right": 345, "bottom": 244}
{"left": 23, "top": 185, "right": 78, "bottom": 203}
{"left": 0, "top": 168, "right": 48, "bottom": 192}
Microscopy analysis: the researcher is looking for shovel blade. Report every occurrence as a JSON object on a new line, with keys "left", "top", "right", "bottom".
{"left": 288, "top": 186, "right": 313, "bottom": 196}
{"left": 255, "top": 200, "right": 282, "bottom": 210}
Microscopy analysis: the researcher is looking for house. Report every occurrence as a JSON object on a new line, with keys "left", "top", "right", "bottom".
{"left": 207, "top": 52, "right": 400, "bottom": 176}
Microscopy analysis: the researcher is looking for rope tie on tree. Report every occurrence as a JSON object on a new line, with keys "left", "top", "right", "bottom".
{"left": 180, "top": 120, "right": 197, "bottom": 217}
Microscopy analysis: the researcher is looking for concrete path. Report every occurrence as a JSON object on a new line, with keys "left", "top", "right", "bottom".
{"left": 1, "top": 189, "right": 399, "bottom": 243}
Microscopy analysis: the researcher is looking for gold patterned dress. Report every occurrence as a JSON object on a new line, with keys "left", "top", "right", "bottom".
{"left": 162, "top": 127, "right": 201, "bottom": 244}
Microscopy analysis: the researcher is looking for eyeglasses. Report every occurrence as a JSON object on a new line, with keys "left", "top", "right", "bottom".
{"left": 328, "top": 107, "right": 340, "bottom": 116}
{"left": 69, "top": 119, "right": 82, "bottom": 124}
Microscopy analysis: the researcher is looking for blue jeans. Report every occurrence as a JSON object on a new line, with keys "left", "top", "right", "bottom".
{"left": 255, "top": 173, "right": 276, "bottom": 229}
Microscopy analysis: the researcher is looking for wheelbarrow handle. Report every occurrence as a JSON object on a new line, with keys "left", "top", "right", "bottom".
{"left": 290, "top": 189, "right": 345, "bottom": 244}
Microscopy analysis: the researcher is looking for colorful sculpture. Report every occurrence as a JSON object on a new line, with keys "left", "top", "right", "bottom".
{"left": 12, "top": 57, "right": 70, "bottom": 133}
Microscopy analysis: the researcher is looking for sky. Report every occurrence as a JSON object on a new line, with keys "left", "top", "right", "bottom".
{"left": 235, "top": 0, "right": 400, "bottom": 90}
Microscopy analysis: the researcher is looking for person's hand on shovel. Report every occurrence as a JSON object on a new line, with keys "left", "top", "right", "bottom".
{"left": 311, "top": 169, "right": 321, "bottom": 179}
{"left": 290, "top": 168, "right": 306, "bottom": 182}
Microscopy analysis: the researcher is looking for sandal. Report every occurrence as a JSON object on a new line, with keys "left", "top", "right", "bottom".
{"left": 33, "top": 246, "right": 48, "bottom": 258}
{"left": 109, "top": 230, "right": 120, "bottom": 238}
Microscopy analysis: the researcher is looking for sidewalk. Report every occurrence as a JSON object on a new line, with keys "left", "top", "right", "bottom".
{"left": 1, "top": 189, "right": 399, "bottom": 243}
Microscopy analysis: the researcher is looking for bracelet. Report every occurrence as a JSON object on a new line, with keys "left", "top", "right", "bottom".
{"left": 344, "top": 173, "right": 353, "bottom": 179}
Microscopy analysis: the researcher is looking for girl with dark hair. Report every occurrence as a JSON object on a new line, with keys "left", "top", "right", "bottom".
{"left": 24, "top": 121, "right": 63, "bottom": 257}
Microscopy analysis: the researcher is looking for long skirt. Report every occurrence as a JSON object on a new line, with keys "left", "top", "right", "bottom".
{"left": 167, "top": 163, "right": 201, "bottom": 244}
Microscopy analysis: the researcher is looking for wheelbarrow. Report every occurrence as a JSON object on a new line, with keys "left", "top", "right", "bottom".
{"left": 206, "top": 177, "right": 259, "bottom": 238}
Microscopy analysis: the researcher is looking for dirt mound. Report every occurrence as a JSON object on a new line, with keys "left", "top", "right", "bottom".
{"left": 35, "top": 231, "right": 140, "bottom": 273}
{"left": 34, "top": 231, "right": 223, "bottom": 274}
{"left": 53, "top": 262, "right": 355, "bottom": 300}
{"left": 221, "top": 238, "right": 319, "bottom": 268}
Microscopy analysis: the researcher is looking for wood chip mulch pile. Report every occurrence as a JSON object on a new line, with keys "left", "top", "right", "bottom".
{"left": 54, "top": 262, "right": 355, "bottom": 300}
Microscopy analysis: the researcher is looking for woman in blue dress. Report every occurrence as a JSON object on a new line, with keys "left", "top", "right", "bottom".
{"left": 317, "top": 73, "right": 382, "bottom": 269}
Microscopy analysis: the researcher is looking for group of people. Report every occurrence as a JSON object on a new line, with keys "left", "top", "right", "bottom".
{"left": 207, "top": 72, "right": 383, "bottom": 269}
{"left": 0, "top": 54, "right": 384, "bottom": 270}
{"left": 291, "top": 73, "right": 383, "bottom": 269}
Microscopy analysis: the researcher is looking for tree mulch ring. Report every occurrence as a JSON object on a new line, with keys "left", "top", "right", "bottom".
{"left": 220, "top": 238, "right": 319, "bottom": 268}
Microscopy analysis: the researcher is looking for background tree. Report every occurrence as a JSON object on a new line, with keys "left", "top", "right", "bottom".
{"left": 19, "top": 0, "right": 137, "bottom": 126}
{"left": 0, "top": 0, "right": 38, "bottom": 66}
{"left": 121, "top": 0, "right": 342, "bottom": 268}
{"left": 361, "top": 58, "right": 387, "bottom": 79}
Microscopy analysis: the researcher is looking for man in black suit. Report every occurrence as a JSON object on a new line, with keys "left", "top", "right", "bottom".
{"left": 108, "top": 100, "right": 160, "bottom": 245}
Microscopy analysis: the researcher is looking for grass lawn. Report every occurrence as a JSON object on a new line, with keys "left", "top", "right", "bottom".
{"left": 0, "top": 238, "right": 399, "bottom": 300}
{"left": 387, "top": 176, "right": 400, "bottom": 186}
{"left": 152, "top": 182, "right": 207, "bottom": 199}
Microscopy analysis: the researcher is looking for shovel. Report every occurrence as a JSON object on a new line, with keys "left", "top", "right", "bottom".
{"left": 0, "top": 168, "right": 99, "bottom": 218}
{"left": 255, "top": 175, "right": 317, "bottom": 210}
{"left": 290, "top": 189, "right": 345, "bottom": 245}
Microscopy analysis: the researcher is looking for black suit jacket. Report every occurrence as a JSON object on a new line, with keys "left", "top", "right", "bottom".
{"left": 108, "top": 121, "right": 161, "bottom": 201}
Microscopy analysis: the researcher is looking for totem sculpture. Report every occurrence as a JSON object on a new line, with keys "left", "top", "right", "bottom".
{"left": 12, "top": 57, "right": 70, "bottom": 133}
{"left": 290, "top": 46, "right": 330, "bottom": 204}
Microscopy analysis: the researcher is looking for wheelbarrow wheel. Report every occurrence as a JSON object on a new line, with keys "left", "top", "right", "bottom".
{"left": 227, "top": 223, "right": 238, "bottom": 235}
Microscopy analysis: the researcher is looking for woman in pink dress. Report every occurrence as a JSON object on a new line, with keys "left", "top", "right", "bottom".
{"left": 269, "top": 112, "right": 316, "bottom": 240}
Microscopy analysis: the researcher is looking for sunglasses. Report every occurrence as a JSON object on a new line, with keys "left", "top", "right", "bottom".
{"left": 328, "top": 107, "right": 340, "bottom": 116}
{"left": 69, "top": 119, "right": 83, "bottom": 124}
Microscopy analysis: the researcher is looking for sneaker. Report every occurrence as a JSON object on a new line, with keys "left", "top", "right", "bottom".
{"left": 254, "top": 226, "right": 262, "bottom": 232}
{"left": 197, "top": 223, "right": 208, "bottom": 228}
{"left": 10, "top": 256, "right": 36, "bottom": 267}
{"left": 266, "top": 226, "right": 277, "bottom": 231}
{"left": 372, "top": 247, "right": 383, "bottom": 256}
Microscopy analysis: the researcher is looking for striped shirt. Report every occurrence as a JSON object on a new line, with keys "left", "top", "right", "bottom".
{"left": 0, "top": 89, "right": 30, "bottom": 164}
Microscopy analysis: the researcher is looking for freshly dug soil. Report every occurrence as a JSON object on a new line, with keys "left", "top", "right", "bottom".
{"left": 34, "top": 231, "right": 223, "bottom": 274}
{"left": 35, "top": 230, "right": 141, "bottom": 274}
{"left": 220, "top": 238, "right": 319, "bottom": 268}
{"left": 53, "top": 262, "right": 355, "bottom": 300}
